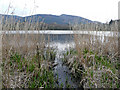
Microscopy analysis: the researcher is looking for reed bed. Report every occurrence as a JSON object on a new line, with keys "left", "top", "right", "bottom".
{"left": 1, "top": 16, "right": 57, "bottom": 88}
{"left": 63, "top": 22, "right": 119, "bottom": 88}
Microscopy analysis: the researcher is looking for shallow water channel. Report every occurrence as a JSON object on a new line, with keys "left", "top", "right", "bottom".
{"left": 49, "top": 42, "right": 80, "bottom": 88}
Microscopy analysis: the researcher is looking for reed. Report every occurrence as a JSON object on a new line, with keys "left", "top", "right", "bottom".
{"left": 1, "top": 15, "right": 57, "bottom": 88}
{"left": 0, "top": 15, "right": 2, "bottom": 89}
{"left": 63, "top": 21, "right": 119, "bottom": 88}
{"left": 74, "top": 22, "right": 119, "bottom": 88}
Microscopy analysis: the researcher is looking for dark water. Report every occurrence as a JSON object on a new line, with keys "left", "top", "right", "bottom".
{"left": 51, "top": 42, "right": 80, "bottom": 88}
{"left": 48, "top": 41, "right": 79, "bottom": 88}
{"left": 47, "top": 35, "right": 79, "bottom": 88}
{"left": 45, "top": 34, "right": 74, "bottom": 42}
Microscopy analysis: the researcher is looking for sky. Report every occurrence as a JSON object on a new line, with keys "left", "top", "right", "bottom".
{"left": 0, "top": 0, "right": 119, "bottom": 23}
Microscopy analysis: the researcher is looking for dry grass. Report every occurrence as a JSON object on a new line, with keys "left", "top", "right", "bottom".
{"left": 61, "top": 22, "right": 119, "bottom": 88}
{"left": 72, "top": 22, "right": 119, "bottom": 88}
{"left": 1, "top": 16, "right": 57, "bottom": 88}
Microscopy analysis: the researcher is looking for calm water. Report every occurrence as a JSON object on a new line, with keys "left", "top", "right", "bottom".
{"left": 1, "top": 30, "right": 118, "bottom": 37}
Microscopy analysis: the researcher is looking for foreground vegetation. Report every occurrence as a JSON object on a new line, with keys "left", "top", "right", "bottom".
{"left": 62, "top": 22, "right": 119, "bottom": 88}
{"left": 2, "top": 45, "right": 57, "bottom": 88}
{"left": 63, "top": 47, "right": 119, "bottom": 88}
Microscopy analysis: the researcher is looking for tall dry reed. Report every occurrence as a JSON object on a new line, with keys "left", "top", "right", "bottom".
{"left": 1, "top": 15, "right": 54, "bottom": 88}
{"left": 72, "top": 22, "right": 119, "bottom": 88}
{"left": 0, "top": 14, "right": 2, "bottom": 89}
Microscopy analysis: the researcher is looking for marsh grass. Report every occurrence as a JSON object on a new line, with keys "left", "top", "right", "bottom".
{"left": 2, "top": 35, "right": 57, "bottom": 88}
{"left": 1, "top": 15, "right": 57, "bottom": 88}
{"left": 63, "top": 22, "right": 119, "bottom": 88}
{"left": 2, "top": 48, "right": 56, "bottom": 88}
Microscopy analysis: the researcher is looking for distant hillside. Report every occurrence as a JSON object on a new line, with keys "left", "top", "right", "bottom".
{"left": 24, "top": 14, "right": 96, "bottom": 24}
{"left": 1, "top": 14, "right": 99, "bottom": 24}
{"left": 0, "top": 14, "right": 101, "bottom": 30}
{"left": 60, "top": 14, "right": 94, "bottom": 24}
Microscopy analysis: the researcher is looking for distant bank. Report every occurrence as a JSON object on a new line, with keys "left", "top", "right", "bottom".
{"left": 0, "top": 30, "right": 118, "bottom": 37}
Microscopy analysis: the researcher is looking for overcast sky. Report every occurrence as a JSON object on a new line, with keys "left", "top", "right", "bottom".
{"left": 0, "top": 0, "right": 119, "bottom": 23}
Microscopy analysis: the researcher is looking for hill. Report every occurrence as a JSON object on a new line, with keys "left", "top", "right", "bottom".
{"left": 0, "top": 14, "right": 101, "bottom": 30}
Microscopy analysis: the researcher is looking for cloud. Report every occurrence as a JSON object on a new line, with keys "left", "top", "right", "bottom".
{"left": 0, "top": 0, "right": 119, "bottom": 23}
